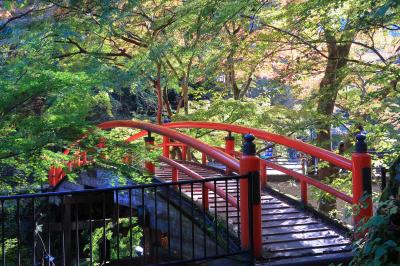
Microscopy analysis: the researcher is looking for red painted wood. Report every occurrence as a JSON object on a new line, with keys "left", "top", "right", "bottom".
{"left": 202, "top": 186, "right": 209, "bottom": 210}
{"left": 162, "top": 136, "right": 170, "bottom": 158}
{"left": 260, "top": 161, "right": 267, "bottom": 189}
{"left": 159, "top": 156, "right": 238, "bottom": 208}
{"left": 145, "top": 138, "right": 155, "bottom": 174}
{"left": 263, "top": 160, "right": 352, "bottom": 203}
{"left": 301, "top": 181, "right": 308, "bottom": 204}
{"left": 126, "top": 121, "right": 352, "bottom": 170}
{"left": 182, "top": 145, "right": 187, "bottom": 161}
{"left": 352, "top": 152, "right": 372, "bottom": 225}
{"left": 172, "top": 167, "right": 178, "bottom": 182}
{"left": 239, "top": 155, "right": 262, "bottom": 258}
{"left": 225, "top": 136, "right": 235, "bottom": 174}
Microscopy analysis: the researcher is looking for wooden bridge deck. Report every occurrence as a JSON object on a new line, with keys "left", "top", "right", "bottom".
{"left": 155, "top": 161, "right": 353, "bottom": 265}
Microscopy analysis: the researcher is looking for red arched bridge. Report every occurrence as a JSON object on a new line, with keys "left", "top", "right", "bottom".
{"left": 42, "top": 120, "right": 372, "bottom": 265}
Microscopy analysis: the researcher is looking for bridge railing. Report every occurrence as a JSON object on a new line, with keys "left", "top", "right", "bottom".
{"left": 47, "top": 120, "right": 373, "bottom": 258}
{"left": 147, "top": 121, "right": 372, "bottom": 225}
{"left": 1, "top": 175, "right": 254, "bottom": 266}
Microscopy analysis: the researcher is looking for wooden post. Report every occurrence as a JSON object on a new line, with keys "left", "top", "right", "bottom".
{"left": 182, "top": 145, "right": 187, "bottom": 161}
{"left": 202, "top": 152, "right": 207, "bottom": 165}
{"left": 162, "top": 136, "right": 170, "bottom": 158}
{"left": 145, "top": 132, "right": 155, "bottom": 175}
{"left": 301, "top": 181, "right": 308, "bottom": 204}
{"left": 202, "top": 184, "right": 209, "bottom": 210}
{"left": 225, "top": 132, "right": 235, "bottom": 174}
{"left": 301, "top": 158, "right": 308, "bottom": 204}
{"left": 81, "top": 151, "right": 87, "bottom": 164}
{"left": 260, "top": 161, "right": 267, "bottom": 189}
{"left": 352, "top": 134, "right": 373, "bottom": 226}
{"left": 172, "top": 167, "right": 178, "bottom": 182}
{"left": 48, "top": 167, "right": 56, "bottom": 186}
{"left": 239, "top": 134, "right": 262, "bottom": 258}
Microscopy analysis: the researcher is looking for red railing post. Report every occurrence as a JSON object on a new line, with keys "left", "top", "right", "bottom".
{"left": 81, "top": 151, "right": 87, "bottom": 164}
{"left": 76, "top": 151, "right": 81, "bottom": 167}
{"left": 162, "top": 136, "right": 170, "bottom": 158}
{"left": 225, "top": 132, "right": 235, "bottom": 174}
{"left": 67, "top": 161, "right": 73, "bottom": 172}
{"left": 300, "top": 157, "right": 308, "bottom": 204}
{"left": 301, "top": 181, "right": 308, "bottom": 204}
{"left": 260, "top": 161, "right": 267, "bottom": 189}
{"left": 352, "top": 134, "right": 373, "bottom": 226}
{"left": 182, "top": 145, "right": 187, "bottom": 161}
{"left": 202, "top": 152, "right": 207, "bottom": 165}
{"left": 144, "top": 132, "right": 155, "bottom": 175}
{"left": 202, "top": 184, "right": 209, "bottom": 210}
{"left": 172, "top": 167, "right": 178, "bottom": 182}
{"left": 239, "top": 134, "right": 262, "bottom": 258}
{"left": 48, "top": 167, "right": 56, "bottom": 186}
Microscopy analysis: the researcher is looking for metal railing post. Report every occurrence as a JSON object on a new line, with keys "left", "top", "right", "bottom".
{"left": 352, "top": 134, "right": 373, "bottom": 226}
{"left": 239, "top": 134, "right": 262, "bottom": 258}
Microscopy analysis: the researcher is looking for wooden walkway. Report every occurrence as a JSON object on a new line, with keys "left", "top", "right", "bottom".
{"left": 155, "top": 161, "right": 353, "bottom": 265}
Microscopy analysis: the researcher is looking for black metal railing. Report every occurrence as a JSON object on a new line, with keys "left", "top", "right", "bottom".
{"left": 0, "top": 175, "right": 253, "bottom": 265}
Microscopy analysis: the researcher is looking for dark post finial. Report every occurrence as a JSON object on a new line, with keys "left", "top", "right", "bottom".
{"left": 225, "top": 131, "right": 234, "bottom": 140}
{"left": 355, "top": 134, "right": 367, "bottom": 153}
{"left": 144, "top": 131, "right": 155, "bottom": 142}
{"left": 243, "top": 133, "right": 256, "bottom": 155}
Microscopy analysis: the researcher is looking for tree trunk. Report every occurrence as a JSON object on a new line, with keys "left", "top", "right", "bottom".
{"left": 162, "top": 86, "right": 173, "bottom": 117}
{"left": 181, "top": 80, "right": 189, "bottom": 115}
{"left": 154, "top": 63, "right": 163, "bottom": 124}
{"left": 227, "top": 52, "right": 240, "bottom": 100}
{"left": 316, "top": 39, "right": 352, "bottom": 214}
{"left": 316, "top": 41, "right": 352, "bottom": 149}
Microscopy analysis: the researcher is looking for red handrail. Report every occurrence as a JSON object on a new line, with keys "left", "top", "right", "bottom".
{"left": 261, "top": 160, "right": 352, "bottom": 203}
{"left": 213, "top": 146, "right": 352, "bottom": 203}
{"left": 97, "top": 120, "right": 240, "bottom": 172}
{"left": 52, "top": 121, "right": 352, "bottom": 203}
{"left": 159, "top": 156, "right": 238, "bottom": 208}
{"left": 126, "top": 121, "right": 352, "bottom": 170}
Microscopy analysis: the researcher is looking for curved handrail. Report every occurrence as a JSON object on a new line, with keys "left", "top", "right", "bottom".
{"left": 126, "top": 121, "right": 352, "bottom": 170}
{"left": 212, "top": 146, "right": 352, "bottom": 203}
{"left": 98, "top": 120, "right": 240, "bottom": 172}
{"left": 261, "top": 160, "right": 352, "bottom": 203}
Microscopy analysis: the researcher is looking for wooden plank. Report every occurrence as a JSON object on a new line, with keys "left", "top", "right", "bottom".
{"left": 265, "top": 237, "right": 350, "bottom": 252}
{"left": 263, "top": 230, "right": 340, "bottom": 244}
{"left": 263, "top": 208, "right": 300, "bottom": 214}
{"left": 263, "top": 219, "right": 319, "bottom": 228}
{"left": 263, "top": 224, "right": 330, "bottom": 235}
{"left": 261, "top": 214, "right": 310, "bottom": 222}
{"left": 267, "top": 244, "right": 352, "bottom": 259}
{"left": 263, "top": 204, "right": 291, "bottom": 210}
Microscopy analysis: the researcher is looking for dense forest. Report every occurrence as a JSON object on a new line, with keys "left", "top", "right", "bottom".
{"left": 1, "top": 0, "right": 400, "bottom": 265}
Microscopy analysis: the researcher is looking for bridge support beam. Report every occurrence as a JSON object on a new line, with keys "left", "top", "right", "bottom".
{"left": 225, "top": 132, "right": 235, "bottom": 174}
{"left": 352, "top": 134, "right": 372, "bottom": 226}
{"left": 144, "top": 133, "right": 155, "bottom": 175}
{"left": 239, "top": 134, "right": 262, "bottom": 258}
